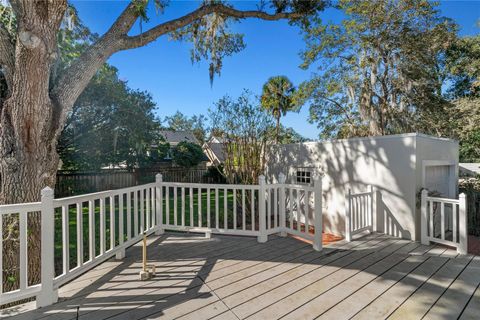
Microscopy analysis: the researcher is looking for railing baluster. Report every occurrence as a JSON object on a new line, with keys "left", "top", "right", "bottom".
{"left": 304, "top": 190, "right": 309, "bottom": 233}
{"left": 233, "top": 189, "right": 237, "bottom": 230}
{"left": 274, "top": 187, "right": 278, "bottom": 229}
{"left": 181, "top": 187, "right": 185, "bottom": 227}
{"left": 429, "top": 200, "right": 434, "bottom": 238}
{"left": 224, "top": 188, "right": 228, "bottom": 230}
{"left": 207, "top": 188, "right": 211, "bottom": 228}
{"left": 145, "top": 188, "right": 150, "bottom": 230}
{"left": 140, "top": 189, "right": 145, "bottom": 233}
{"left": 267, "top": 188, "right": 271, "bottom": 230}
{"left": 440, "top": 202, "right": 445, "bottom": 240}
{"left": 289, "top": 188, "right": 293, "bottom": 229}
{"left": 453, "top": 203, "right": 457, "bottom": 243}
{"left": 242, "top": 189, "right": 246, "bottom": 231}
{"left": 198, "top": 188, "right": 202, "bottom": 227}
{"left": 110, "top": 196, "right": 115, "bottom": 249}
{"left": 89, "top": 199, "right": 95, "bottom": 260}
{"left": 119, "top": 194, "right": 124, "bottom": 246}
{"left": 19, "top": 211, "right": 27, "bottom": 290}
{"left": 166, "top": 187, "right": 170, "bottom": 226}
{"left": 151, "top": 187, "right": 155, "bottom": 228}
{"left": 77, "top": 202, "right": 83, "bottom": 267}
{"left": 62, "top": 205, "right": 69, "bottom": 275}
{"left": 215, "top": 188, "right": 219, "bottom": 229}
{"left": 100, "top": 198, "right": 105, "bottom": 254}
{"left": 134, "top": 191, "right": 138, "bottom": 236}
{"left": 296, "top": 189, "right": 301, "bottom": 232}
{"left": 173, "top": 187, "right": 178, "bottom": 226}
{"left": 190, "top": 187, "right": 194, "bottom": 228}
{"left": 127, "top": 192, "right": 132, "bottom": 240}
{"left": 251, "top": 189, "right": 255, "bottom": 231}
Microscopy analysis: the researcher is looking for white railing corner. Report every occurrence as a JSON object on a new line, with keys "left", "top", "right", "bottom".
{"left": 345, "top": 188, "right": 352, "bottom": 242}
{"left": 257, "top": 175, "right": 267, "bottom": 243}
{"left": 313, "top": 175, "right": 323, "bottom": 251}
{"left": 155, "top": 174, "right": 164, "bottom": 236}
{"left": 420, "top": 189, "right": 429, "bottom": 246}
{"left": 37, "top": 187, "right": 58, "bottom": 308}
{"left": 278, "top": 173, "right": 287, "bottom": 237}
{"left": 459, "top": 193, "right": 467, "bottom": 254}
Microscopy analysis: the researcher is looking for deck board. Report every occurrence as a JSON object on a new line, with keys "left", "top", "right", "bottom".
{"left": 2, "top": 232, "right": 479, "bottom": 320}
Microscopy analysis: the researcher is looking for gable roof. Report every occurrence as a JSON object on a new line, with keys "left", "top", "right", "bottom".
{"left": 160, "top": 130, "right": 199, "bottom": 145}
{"left": 203, "top": 142, "right": 226, "bottom": 165}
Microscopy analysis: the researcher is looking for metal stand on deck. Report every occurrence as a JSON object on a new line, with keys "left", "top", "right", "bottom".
{"left": 139, "top": 233, "right": 156, "bottom": 280}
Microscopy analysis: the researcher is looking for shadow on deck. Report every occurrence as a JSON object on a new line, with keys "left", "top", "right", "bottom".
{"left": 2, "top": 232, "right": 479, "bottom": 320}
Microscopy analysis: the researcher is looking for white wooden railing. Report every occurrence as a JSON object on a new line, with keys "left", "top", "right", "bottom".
{"left": 345, "top": 186, "right": 374, "bottom": 241}
{"left": 0, "top": 173, "right": 322, "bottom": 309}
{"left": 0, "top": 201, "right": 43, "bottom": 306}
{"left": 421, "top": 190, "right": 467, "bottom": 254}
{"left": 158, "top": 174, "right": 322, "bottom": 250}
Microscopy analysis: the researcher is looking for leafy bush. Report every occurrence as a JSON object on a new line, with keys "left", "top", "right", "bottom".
{"left": 172, "top": 142, "right": 205, "bottom": 168}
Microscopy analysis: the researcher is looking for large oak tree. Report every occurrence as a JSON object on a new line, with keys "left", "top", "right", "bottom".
{"left": 0, "top": 0, "right": 324, "bottom": 205}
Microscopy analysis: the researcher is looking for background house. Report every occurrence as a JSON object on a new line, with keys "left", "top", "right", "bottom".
{"left": 203, "top": 136, "right": 226, "bottom": 167}
{"left": 266, "top": 133, "right": 459, "bottom": 241}
{"left": 460, "top": 163, "right": 480, "bottom": 177}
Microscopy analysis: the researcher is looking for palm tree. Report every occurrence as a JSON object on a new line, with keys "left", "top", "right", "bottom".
{"left": 260, "top": 76, "right": 297, "bottom": 143}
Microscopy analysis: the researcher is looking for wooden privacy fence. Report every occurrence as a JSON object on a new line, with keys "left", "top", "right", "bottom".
{"left": 345, "top": 186, "right": 375, "bottom": 241}
{"left": 55, "top": 168, "right": 216, "bottom": 198}
{"left": 0, "top": 173, "right": 322, "bottom": 309}
{"left": 421, "top": 189, "right": 467, "bottom": 254}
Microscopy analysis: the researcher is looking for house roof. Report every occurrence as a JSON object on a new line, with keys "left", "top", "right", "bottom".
{"left": 203, "top": 142, "right": 226, "bottom": 165}
{"left": 159, "top": 130, "right": 199, "bottom": 145}
{"left": 459, "top": 163, "right": 480, "bottom": 177}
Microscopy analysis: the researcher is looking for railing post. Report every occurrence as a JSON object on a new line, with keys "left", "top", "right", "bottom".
{"left": 345, "top": 189, "right": 352, "bottom": 242}
{"left": 257, "top": 175, "right": 267, "bottom": 243}
{"left": 313, "top": 175, "right": 323, "bottom": 251}
{"left": 278, "top": 173, "right": 287, "bottom": 237}
{"left": 458, "top": 193, "right": 468, "bottom": 254}
{"left": 37, "top": 187, "right": 58, "bottom": 308}
{"left": 155, "top": 174, "right": 164, "bottom": 236}
{"left": 420, "top": 189, "right": 429, "bottom": 245}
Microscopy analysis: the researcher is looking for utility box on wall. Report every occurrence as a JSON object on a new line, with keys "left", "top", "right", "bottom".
{"left": 265, "top": 133, "right": 459, "bottom": 241}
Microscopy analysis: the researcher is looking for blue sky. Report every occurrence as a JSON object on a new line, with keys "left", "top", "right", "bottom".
{"left": 72, "top": 0, "right": 479, "bottom": 139}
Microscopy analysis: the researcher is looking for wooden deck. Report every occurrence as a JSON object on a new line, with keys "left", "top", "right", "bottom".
{"left": 2, "top": 232, "right": 480, "bottom": 320}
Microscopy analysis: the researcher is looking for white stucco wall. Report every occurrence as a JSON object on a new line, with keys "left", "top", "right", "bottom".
{"left": 265, "top": 133, "right": 458, "bottom": 241}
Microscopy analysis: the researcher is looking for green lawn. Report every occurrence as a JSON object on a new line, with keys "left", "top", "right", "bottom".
{"left": 53, "top": 189, "right": 256, "bottom": 275}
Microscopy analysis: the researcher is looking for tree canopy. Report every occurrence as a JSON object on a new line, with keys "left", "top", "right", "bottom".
{"left": 297, "top": 0, "right": 457, "bottom": 138}
{"left": 261, "top": 76, "right": 299, "bottom": 142}
{"left": 171, "top": 141, "right": 205, "bottom": 168}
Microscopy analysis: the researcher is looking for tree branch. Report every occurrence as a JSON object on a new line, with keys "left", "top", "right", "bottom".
{"left": 53, "top": 2, "right": 300, "bottom": 118}
{"left": 120, "top": 4, "right": 302, "bottom": 50}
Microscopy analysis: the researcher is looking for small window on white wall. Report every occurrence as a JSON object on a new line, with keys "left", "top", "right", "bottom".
{"left": 295, "top": 167, "right": 312, "bottom": 184}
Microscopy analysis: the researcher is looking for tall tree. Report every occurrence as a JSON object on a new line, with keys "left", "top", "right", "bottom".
{"left": 444, "top": 35, "right": 480, "bottom": 162}
{"left": 58, "top": 65, "right": 166, "bottom": 170}
{"left": 210, "top": 90, "right": 273, "bottom": 184}
{"left": 297, "top": 0, "right": 457, "bottom": 138}
{"left": 260, "top": 75, "right": 298, "bottom": 143}
{"left": 0, "top": 0, "right": 325, "bottom": 204}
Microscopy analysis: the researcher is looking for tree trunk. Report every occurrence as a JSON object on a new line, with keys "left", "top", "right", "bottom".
{"left": 276, "top": 115, "right": 280, "bottom": 144}
{"left": 0, "top": 0, "right": 67, "bottom": 295}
